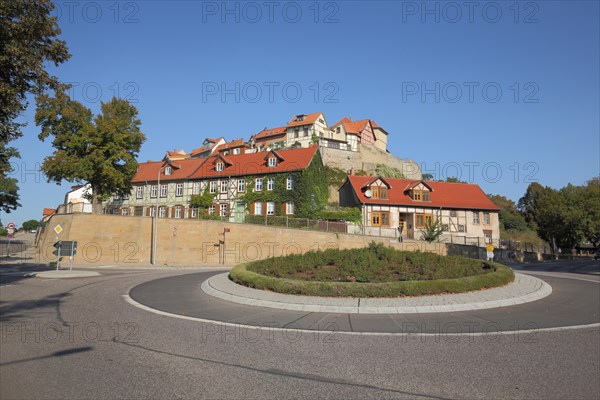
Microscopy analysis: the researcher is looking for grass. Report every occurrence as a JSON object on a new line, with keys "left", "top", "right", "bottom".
{"left": 229, "top": 243, "right": 515, "bottom": 297}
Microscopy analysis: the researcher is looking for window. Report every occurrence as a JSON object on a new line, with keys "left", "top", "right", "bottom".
{"left": 208, "top": 204, "right": 215, "bottom": 215}
{"left": 484, "top": 230, "right": 493, "bottom": 244}
{"left": 191, "top": 208, "right": 198, "bottom": 218}
{"left": 286, "top": 202, "right": 294, "bottom": 215}
{"left": 136, "top": 186, "right": 143, "bottom": 199}
{"left": 303, "top": 127, "right": 308, "bottom": 137}
{"left": 150, "top": 207, "right": 156, "bottom": 217}
{"left": 442, "top": 224, "right": 449, "bottom": 232}
{"left": 254, "top": 202, "right": 263, "bottom": 215}
{"left": 159, "top": 206, "right": 166, "bottom": 218}
{"left": 209, "top": 181, "right": 217, "bottom": 194}
{"left": 220, "top": 180, "right": 228, "bottom": 193}
{"left": 371, "top": 211, "right": 390, "bottom": 226}
{"left": 220, "top": 203, "right": 227, "bottom": 217}
{"left": 134, "top": 206, "right": 143, "bottom": 216}
{"left": 472, "top": 211, "right": 480, "bottom": 224}
{"left": 121, "top": 208, "right": 129, "bottom": 216}
{"left": 151, "top": 185, "right": 158, "bottom": 198}
{"left": 266, "top": 202, "right": 275, "bottom": 215}
{"left": 412, "top": 190, "right": 429, "bottom": 201}
{"left": 165, "top": 166, "right": 171, "bottom": 176}
{"left": 267, "top": 177, "right": 275, "bottom": 191}
{"left": 237, "top": 179, "right": 245, "bottom": 192}
{"left": 319, "top": 118, "right": 324, "bottom": 124}
{"left": 483, "top": 212, "right": 490, "bottom": 225}
{"left": 255, "top": 178, "right": 263, "bottom": 191}
{"left": 176, "top": 183, "right": 183, "bottom": 197}
{"left": 450, "top": 210, "right": 457, "bottom": 217}
{"left": 296, "top": 115, "right": 304, "bottom": 122}
{"left": 192, "top": 182, "right": 201, "bottom": 195}
{"left": 216, "top": 162, "right": 224, "bottom": 172}
{"left": 268, "top": 157, "right": 277, "bottom": 167}
{"left": 294, "top": 128, "right": 299, "bottom": 138}
{"left": 371, "top": 186, "right": 388, "bottom": 199}
{"left": 160, "top": 184, "right": 168, "bottom": 198}
{"left": 458, "top": 224, "right": 465, "bottom": 232}
{"left": 112, "top": 208, "right": 119, "bottom": 215}
{"left": 233, "top": 148, "right": 240, "bottom": 155}
{"left": 174, "top": 206, "right": 182, "bottom": 219}
{"left": 336, "top": 126, "right": 340, "bottom": 133}
{"left": 416, "top": 214, "right": 433, "bottom": 228}
{"left": 286, "top": 176, "right": 293, "bottom": 190}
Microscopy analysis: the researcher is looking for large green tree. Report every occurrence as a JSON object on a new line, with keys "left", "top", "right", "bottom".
{"left": 36, "top": 94, "right": 145, "bottom": 205}
{"left": 0, "top": 0, "right": 70, "bottom": 213}
{"left": 488, "top": 194, "right": 529, "bottom": 232}
{"left": 22, "top": 219, "right": 40, "bottom": 231}
{"left": 518, "top": 182, "right": 584, "bottom": 251}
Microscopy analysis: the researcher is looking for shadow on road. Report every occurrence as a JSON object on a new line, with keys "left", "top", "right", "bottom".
{"left": 0, "top": 346, "right": 93, "bottom": 367}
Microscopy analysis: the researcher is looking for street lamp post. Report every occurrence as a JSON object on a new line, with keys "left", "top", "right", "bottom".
{"left": 151, "top": 165, "right": 164, "bottom": 265}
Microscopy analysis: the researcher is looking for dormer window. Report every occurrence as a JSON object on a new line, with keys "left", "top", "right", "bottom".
{"left": 296, "top": 115, "right": 304, "bottom": 122}
{"left": 164, "top": 166, "right": 172, "bottom": 176}
{"left": 268, "top": 157, "right": 277, "bottom": 167}
{"left": 370, "top": 186, "right": 387, "bottom": 199}
{"left": 412, "top": 190, "right": 430, "bottom": 201}
{"left": 216, "top": 162, "right": 224, "bottom": 172}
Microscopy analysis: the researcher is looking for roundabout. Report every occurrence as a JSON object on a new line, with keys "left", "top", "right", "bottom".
{"left": 128, "top": 268, "right": 600, "bottom": 335}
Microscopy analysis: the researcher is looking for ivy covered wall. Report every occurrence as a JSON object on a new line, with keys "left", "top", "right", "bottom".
{"left": 238, "top": 151, "right": 328, "bottom": 217}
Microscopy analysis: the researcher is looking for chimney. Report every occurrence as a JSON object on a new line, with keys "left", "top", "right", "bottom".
{"left": 349, "top": 167, "right": 355, "bottom": 176}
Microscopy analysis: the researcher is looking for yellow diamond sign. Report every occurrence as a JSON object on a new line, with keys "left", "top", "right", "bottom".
{"left": 53, "top": 224, "right": 63, "bottom": 235}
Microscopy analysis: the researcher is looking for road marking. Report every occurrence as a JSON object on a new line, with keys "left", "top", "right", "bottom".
{"left": 122, "top": 294, "right": 600, "bottom": 337}
{"left": 517, "top": 270, "right": 600, "bottom": 284}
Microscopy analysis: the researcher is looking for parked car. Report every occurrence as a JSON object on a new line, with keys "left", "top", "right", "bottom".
{"left": 594, "top": 249, "right": 600, "bottom": 260}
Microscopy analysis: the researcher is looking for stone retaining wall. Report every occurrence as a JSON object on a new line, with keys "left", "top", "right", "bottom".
{"left": 36, "top": 213, "right": 446, "bottom": 266}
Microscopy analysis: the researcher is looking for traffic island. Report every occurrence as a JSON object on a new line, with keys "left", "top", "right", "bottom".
{"left": 229, "top": 243, "right": 515, "bottom": 297}
{"left": 202, "top": 271, "right": 551, "bottom": 314}
{"left": 199, "top": 243, "right": 553, "bottom": 313}
{"left": 35, "top": 270, "right": 101, "bottom": 279}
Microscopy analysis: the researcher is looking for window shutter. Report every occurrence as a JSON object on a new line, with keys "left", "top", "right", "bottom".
{"left": 282, "top": 202, "right": 286, "bottom": 214}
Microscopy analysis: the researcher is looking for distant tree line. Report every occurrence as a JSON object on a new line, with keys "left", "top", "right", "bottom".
{"left": 489, "top": 178, "right": 600, "bottom": 252}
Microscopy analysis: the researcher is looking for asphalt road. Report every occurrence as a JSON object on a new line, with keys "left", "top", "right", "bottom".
{"left": 1, "top": 260, "right": 599, "bottom": 399}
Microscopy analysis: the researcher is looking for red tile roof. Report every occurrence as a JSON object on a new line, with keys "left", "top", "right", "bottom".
{"left": 216, "top": 139, "right": 247, "bottom": 153}
{"left": 131, "top": 159, "right": 205, "bottom": 183}
{"left": 344, "top": 119, "right": 370, "bottom": 134}
{"left": 43, "top": 208, "right": 56, "bottom": 216}
{"left": 330, "top": 117, "right": 375, "bottom": 137}
{"left": 288, "top": 112, "right": 323, "bottom": 127}
{"left": 253, "top": 126, "right": 287, "bottom": 140}
{"left": 345, "top": 176, "right": 500, "bottom": 211}
{"left": 330, "top": 117, "right": 351, "bottom": 129}
{"left": 190, "top": 137, "right": 225, "bottom": 156}
{"left": 189, "top": 145, "right": 318, "bottom": 179}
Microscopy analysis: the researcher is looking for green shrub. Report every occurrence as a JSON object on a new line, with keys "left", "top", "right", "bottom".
{"left": 229, "top": 242, "right": 515, "bottom": 297}
{"left": 316, "top": 208, "right": 362, "bottom": 223}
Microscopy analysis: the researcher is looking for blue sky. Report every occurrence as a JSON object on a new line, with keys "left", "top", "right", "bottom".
{"left": 5, "top": 0, "right": 599, "bottom": 226}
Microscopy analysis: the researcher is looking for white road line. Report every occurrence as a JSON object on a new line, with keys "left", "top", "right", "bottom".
{"left": 122, "top": 294, "right": 600, "bottom": 337}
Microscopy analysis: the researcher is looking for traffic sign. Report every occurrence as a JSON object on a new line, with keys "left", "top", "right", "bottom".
{"left": 54, "top": 224, "right": 63, "bottom": 235}
{"left": 7, "top": 233, "right": 13, "bottom": 239}
{"left": 6, "top": 222, "right": 16, "bottom": 230}
{"left": 7, "top": 228, "right": 14, "bottom": 235}
{"left": 53, "top": 241, "right": 78, "bottom": 257}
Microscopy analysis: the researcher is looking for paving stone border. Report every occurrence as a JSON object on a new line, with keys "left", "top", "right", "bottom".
{"left": 201, "top": 272, "right": 552, "bottom": 314}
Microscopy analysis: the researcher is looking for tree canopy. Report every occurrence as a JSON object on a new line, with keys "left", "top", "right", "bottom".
{"left": 36, "top": 95, "right": 146, "bottom": 205}
{"left": 0, "top": 0, "right": 70, "bottom": 213}
{"left": 517, "top": 179, "right": 600, "bottom": 250}
{"left": 22, "top": 219, "right": 40, "bottom": 231}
